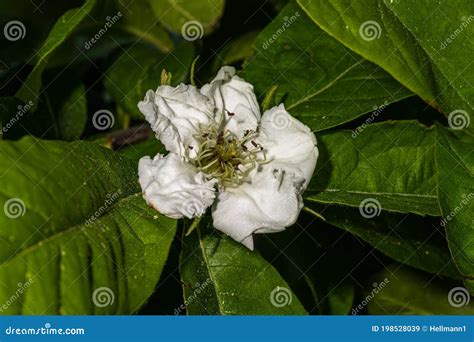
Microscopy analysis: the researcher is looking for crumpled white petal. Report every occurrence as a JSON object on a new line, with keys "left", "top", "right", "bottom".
{"left": 257, "top": 104, "right": 318, "bottom": 187}
{"left": 201, "top": 66, "right": 260, "bottom": 138}
{"left": 211, "top": 166, "right": 305, "bottom": 250}
{"left": 138, "top": 153, "right": 217, "bottom": 219}
{"left": 138, "top": 84, "right": 215, "bottom": 159}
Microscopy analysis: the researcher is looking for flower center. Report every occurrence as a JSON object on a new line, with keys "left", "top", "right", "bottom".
{"left": 191, "top": 125, "right": 265, "bottom": 186}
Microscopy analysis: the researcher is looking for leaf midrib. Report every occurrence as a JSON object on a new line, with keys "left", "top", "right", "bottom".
{"left": 0, "top": 193, "right": 140, "bottom": 269}
{"left": 306, "top": 189, "right": 438, "bottom": 198}
{"left": 166, "top": 0, "right": 198, "bottom": 22}
{"left": 196, "top": 225, "right": 225, "bottom": 314}
{"left": 380, "top": 0, "right": 474, "bottom": 113}
{"left": 297, "top": 0, "right": 474, "bottom": 116}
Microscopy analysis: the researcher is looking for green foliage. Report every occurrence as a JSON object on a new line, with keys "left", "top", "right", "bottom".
{"left": 1, "top": 0, "right": 473, "bottom": 315}
{"left": 243, "top": 2, "right": 413, "bottom": 131}
{"left": 105, "top": 42, "right": 196, "bottom": 118}
{"left": 147, "top": 0, "right": 225, "bottom": 36}
{"left": 435, "top": 126, "right": 474, "bottom": 291}
{"left": 307, "top": 121, "right": 439, "bottom": 215}
{"left": 180, "top": 218, "right": 307, "bottom": 314}
{"left": 16, "top": 0, "right": 97, "bottom": 106}
{"left": 311, "top": 203, "right": 460, "bottom": 279}
{"left": 368, "top": 266, "right": 474, "bottom": 314}
{"left": 0, "top": 138, "right": 176, "bottom": 314}
{"left": 298, "top": 0, "right": 474, "bottom": 133}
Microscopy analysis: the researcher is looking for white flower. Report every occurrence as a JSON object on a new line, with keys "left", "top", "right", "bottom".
{"left": 138, "top": 66, "right": 318, "bottom": 249}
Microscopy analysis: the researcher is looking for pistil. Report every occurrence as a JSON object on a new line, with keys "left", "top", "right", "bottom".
{"left": 191, "top": 125, "right": 265, "bottom": 186}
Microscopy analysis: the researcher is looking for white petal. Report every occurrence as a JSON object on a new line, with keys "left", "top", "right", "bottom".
{"left": 138, "top": 84, "right": 215, "bottom": 159}
{"left": 138, "top": 153, "right": 217, "bottom": 219}
{"left": 201, "top": 66, "right": 260, "bottom": 138}
{"left": 257, "top": 104, "right": 318, "bottom": 188}
{"left": 212, "top": 167, "right": 305, "bottom": 250}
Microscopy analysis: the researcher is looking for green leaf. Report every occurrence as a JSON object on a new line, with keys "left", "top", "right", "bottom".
{"left": 0, "top": 137, "right": 176, "bottom": 314}
{"left": 212, "top": 31, "right": 259, "bottom": 72}
{"left": 309, "top": 204, "right": 460, "bottom": 279}
{"left": 435, "top": 125, "right": 474, "bottom": 293}
{"left": 105, "top": 42, "right": 196, "bottom": 118}
{"left": 307, "top": 121, "right": 440, "bottom": 216}
{"left": 255, "top": 217, "right": 363, "bottom": 315}
{"left": 326, "top": 282, "right": 355, "bottom": 315}
{"left": 298, "top": 0, "right": 474, "bottom": 132}
{"left": 243, "top": 2, "right": 412, "bottom": 131}
{"left": 2, "top": 79, "right": 86, "bottom": 141}
{"left": 46, "top": 0, "right": 174, "bottom": 68}
{"left": 54, "top": 83, "right": 87, "bottom": 141}
{"left": 0, "top": 1, "right": 86, "bottom": 66}
{"left": 147, "top": 0, "right": 225, "bottom": 36}
{"left": 16, "top": 0, "right": 97, "bottom": 105}
{"left": 367, "top": 266, "right": 474, "bottom": 314}
{"left": 118, "top": 138, "right": 165, "bottom": 164}
{"left": 179, "top": 218, "right": 307, "bottom": 315}
{"left": 116, "top": 0, "right": 174, "bottom": 52}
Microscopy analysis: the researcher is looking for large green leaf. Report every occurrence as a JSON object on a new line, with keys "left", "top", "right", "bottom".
{"left": 116, "top": 0, "right": 173, "bottom": 52}
{"left": 309, "top": 204, "right": 460, "bottom": 279}
{"left": 306, "top": 121, "right": 439, "bottom": 216}
{"left": 105, "top": 42, "right": 195, "bottom": 118}
{"left": 243, "top": 2, "right": 412, "bottom": 131}
{"left": 298, "top": 0, "right": 474, "bottom": 132}
{"left": 179, "top": 218, "right": 307, "bottom": 314}
{"left": 0, "top": 138, "right": 176, "bottom": 314}
{"left": 16, "top": 0, "right": 97, "bottom": 105}
{"left": 367, "top": 266, "right": 474, "bottom": 314}
{"left": 147, "top": 0, "right": 225, "bottom": 36}
{"left": 436, "top": 125, "right": 474, "bottom": 293}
